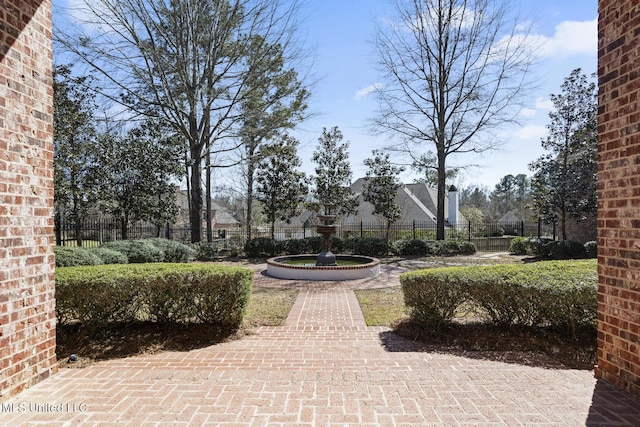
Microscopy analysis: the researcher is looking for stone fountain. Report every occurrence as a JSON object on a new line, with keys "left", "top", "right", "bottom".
{"left": 266, "top": 203, "right": 380, "bottom": 281}
{"left": 315, "top": 207, "right": 337, "bottom": 266}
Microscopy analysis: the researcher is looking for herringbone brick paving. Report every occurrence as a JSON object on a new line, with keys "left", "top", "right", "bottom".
{"left": 2, "top": 264, "right": 640, "bottom": 426}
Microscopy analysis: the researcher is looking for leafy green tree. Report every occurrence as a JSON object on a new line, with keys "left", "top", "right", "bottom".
{"left": 56, "top": 0, "right": 307, "bottom": 242}
{"left": 53, "top": 65, "right": 100, "bottom": 246}
{"left": 362, "top": 150, "right": 405, "bottom": 239}
{"left": 460, "top": 186, "right": 490, "bottom": 216}
{"left": 311, "top": 127, "right": 358, "bottom": 217}
{"left": 255, "top": 135, "right": 308, "bottom": 238}
{"left": 459, "top": 206, "right": 484, "bottom": 224}
{"left": 372, "top": 0, "right": 535, "bottom": 239}
{"left": 96, "top": 119, "right": 183, "bottom": 239}
{"left": 529, "top": 69, "right": 597, "bottom": 241}
{"left": 239, "top": 36, "right": 310, "bottom": 241}
{"left": 489, "top": 174, "right": 532, "bottom": 220}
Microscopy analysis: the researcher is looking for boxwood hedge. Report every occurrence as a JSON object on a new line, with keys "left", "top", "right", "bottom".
{"left": 400, "top": 260, "right": 597, "bottom": 335}
{"left": 56, "top": 263, "right": 253, "bottom": 328}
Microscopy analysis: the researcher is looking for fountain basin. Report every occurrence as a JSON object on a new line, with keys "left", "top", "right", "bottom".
{"left": 266, "top": 255, "right": 380, "bottom": 281}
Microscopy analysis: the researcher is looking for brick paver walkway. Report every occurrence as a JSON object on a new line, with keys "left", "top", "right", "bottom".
{"left": 3, "top": 264, "right": 640, "bottom": 426}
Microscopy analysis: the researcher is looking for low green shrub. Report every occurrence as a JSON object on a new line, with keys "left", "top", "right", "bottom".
{"left": 584, "top": 241, "right": 597, "bottom": 258}
{"left": 509, "top": 236, "right": 530, "bottom": 255}
{"left": 244, "top": 237, "right": 284, "bottom": 257}
{"left": 548, "top": 240, "right": 587, "bottom": 259}
{"left": 345, "top": 237, "right": 391, "bottom": 257}
{"left": 455, "top": 241, "right": 477, "bottom": 255}
{"left": 303, "top": 236, "right": 323, "bottom": 253}
{"left": 400, "top": 268, "right": 470, "bottom": 330}
{"left": 145, "top": 238, "right": 195, "bottom": 262}
{"left": 55, "top": 263, "right": 253, "bottom": 327}
{"left": 100, "top": 240, "right": 165, "bottom": 263}
{"left": 424, "top": 240, "right": 477, "bottom": 256}
{"left": 54, "top": 246, "right": 103, "bottom": 267}
{"left": 284, "top": 238, "right": 311, "bottom": 255}
{"left": 400, "top": 260, "right": 597, "bottom": 336}
{"left": 191, "top": 241, "right": 220, "bottom": 261}
{"left": 88, "top": 247, "right": 128, "bottom": 265}
{"left": 529, "top": 238, "right": 554, "bottom": 257}
{"left": 392, "top": 239, "right": 427, "bottom": 256}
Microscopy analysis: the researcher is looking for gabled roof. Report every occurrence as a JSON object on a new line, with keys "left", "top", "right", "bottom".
{"left": 175, "top": 189, "right": 239, "bottom": 226}
{"left": 343, "top": 178, "right": 455, "bottom": 226}
{"left": 498, "top": 211, "right": 521, "bottom": 224}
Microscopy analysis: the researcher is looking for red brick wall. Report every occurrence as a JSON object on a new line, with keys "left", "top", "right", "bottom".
{"left": 0, "top": 0, "right": 57, "bottom": 400}
{"left": 597, "top": 0, "right": 640, "bottom": 398}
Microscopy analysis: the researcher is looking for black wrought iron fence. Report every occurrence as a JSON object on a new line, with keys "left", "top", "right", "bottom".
{"left": 55, "top": 216, "right": 559, "bottom": 253}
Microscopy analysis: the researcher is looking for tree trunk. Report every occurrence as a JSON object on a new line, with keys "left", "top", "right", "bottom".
{"left": 121, "top": 214, "right": 128, "bottom": 240}
{"left": 72, "top": 195, "right": 83, "bottom": 247}
{"left": 246, "top": 155, "right": 255, "bottom": 243}
{"left": 206, "top": 146, "right": 213, "bottom": 243}
{"left": 189, "top": 146, "right": 203, "bottom": 243}
{"left": 436, "top": 150, "right": 446, "bottom": 240}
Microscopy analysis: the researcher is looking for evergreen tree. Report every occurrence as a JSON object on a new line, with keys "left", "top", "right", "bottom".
{"left": 311, "top": 127, "right": 358, "bottom": 217}
{"left": 362, "top": 150, "right": 405, "bottom": 239}
{"left": 96, "top": 119, "right": 183, "bottom": 239}
{"left": 53, "top": 65, "right": 100, "bottom": 246}
{"left": 529, "top": 69, "right": 597, "bottom": 241}
{"left": 255, "top": 135, "right": 308, "bottom": 238}
{"left": 239, "top": 36, "right": 309, "bottom": 240}
{"left": 489, "top": 174, "right": 532, "bottom": 220}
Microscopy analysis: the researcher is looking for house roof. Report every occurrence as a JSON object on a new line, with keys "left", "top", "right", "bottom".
{"left": 341, "top": 178, "right": 461, "bottom": 226}
{"left": 277, "top": 178, "right": 464, "bottom": 227}
{"left": 175, "top": 189, "right": 239, "bottom": 226}
{"left": 498, "top": 211, "right": 521, "bottom": 224}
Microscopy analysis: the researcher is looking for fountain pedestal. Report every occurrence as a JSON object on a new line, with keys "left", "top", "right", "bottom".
{"left": 316, "top": 215, "right": 337, "bottom": 266}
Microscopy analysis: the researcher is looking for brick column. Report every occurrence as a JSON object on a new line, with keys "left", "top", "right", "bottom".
{"left": 0, "top": 0, "right": 57, "bottom": 400}
{"left": 597, "top": 0, "right": 640, "bottom": 397}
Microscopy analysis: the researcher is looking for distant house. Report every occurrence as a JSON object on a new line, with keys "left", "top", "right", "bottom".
{"left": 497, "top": 211, "right": 523, "bottom": 235}
{"left": 345, "top": 178, "right": 464, "bottom": 227}
{"left": 272, "top": 179, "right": 464, "bottom": 240}
{"left": 174, "top": 189, "right": 240, "bottom": 231}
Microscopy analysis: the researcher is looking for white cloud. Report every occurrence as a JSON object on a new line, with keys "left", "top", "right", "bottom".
{"left": 354, "top": 83, "right": 383, "bottom": 100}
{"left": 534, "top": 98, "right": 554, "bottom": 111}
{"left": 538, "top": 19, "right": 597, "bottom": 59}
{"left": 512, "top": 124, "right": 547, "bottom": 141}
{"left": 520, "top": 108, "right": 537, "bottom": 118}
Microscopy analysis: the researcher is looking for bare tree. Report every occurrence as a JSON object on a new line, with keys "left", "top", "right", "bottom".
{"left": 54, "top": 0, "right": 307, "bottom": 242}
{"left": 372, "top": 0, "right": 536, "bottom": 239}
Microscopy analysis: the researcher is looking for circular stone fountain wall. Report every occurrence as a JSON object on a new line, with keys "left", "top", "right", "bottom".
{"left": 266, "top": 255, "right": 380, "bottom": 281}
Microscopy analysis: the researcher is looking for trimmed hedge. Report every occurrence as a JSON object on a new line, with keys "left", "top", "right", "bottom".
{"left": 88, "top": 247, "right": 128, "bottom": 265}
{"left": 400, "top": 260, "right": 597, "bottom": 335}
{"left": 54, "top": 246, "right": 104, "bottom": 267}
{"left": 56, "top": 263, "right": 253, "bottom": 327}
{"left": 509, "top": 237, "right": 595, "bottom": 259}
{"left": 145, "top": 238, "right": 195, "bottom": 263}
{"left": 400, "top": 268, "right": 470, "bottom": 329}
{"left": 100, "top": 240, "right": 165, "bottom": 263}
{"left": 243, "top": 236, "right": 475, "bottom": 258}
{"left": 392, "top": 239, "right": 428, "bottom": 256}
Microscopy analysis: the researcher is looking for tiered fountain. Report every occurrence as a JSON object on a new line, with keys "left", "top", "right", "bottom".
{"left": 315, "top": 209, "right": 337, "bottom": 266}
{"left": 266, "top": 204, "right": 380, "bottom": 281}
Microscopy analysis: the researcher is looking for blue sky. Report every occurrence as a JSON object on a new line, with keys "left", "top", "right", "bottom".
{"left": 54, "top": 0, "right": 598, "bottom": 192}
{"left": 291, "top": 0, "right": 598, "bottom": 190}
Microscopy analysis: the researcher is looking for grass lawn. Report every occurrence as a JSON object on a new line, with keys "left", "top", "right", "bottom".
{"left": 243, "top": 287, "right": 298, "bottom": 326}
{"left": 354, "top": 287, "right": 407, "bottom": 326}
